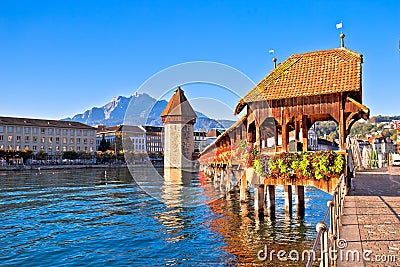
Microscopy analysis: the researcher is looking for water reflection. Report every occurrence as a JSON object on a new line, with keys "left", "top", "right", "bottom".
{"left": 0, "top": 168, "right": 330, "bottom": 266}
{"left": 207, "top": 188, "right": 314, "bottom": 266}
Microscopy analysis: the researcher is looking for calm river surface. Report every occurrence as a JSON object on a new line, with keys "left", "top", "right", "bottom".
{"left": 0, "top": 168, "right": 330, "bottom": 266}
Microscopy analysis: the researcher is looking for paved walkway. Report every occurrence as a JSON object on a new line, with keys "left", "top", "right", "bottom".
{"left": 338, "top": 167, "right": 400, "bottom": 267}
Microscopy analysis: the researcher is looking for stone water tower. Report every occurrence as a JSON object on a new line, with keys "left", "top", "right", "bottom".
{"left": 161, "top": 87, "right": 197, "bottom": 170}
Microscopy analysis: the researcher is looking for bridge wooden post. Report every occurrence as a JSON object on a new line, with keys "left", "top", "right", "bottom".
{"left": 284, "top": 185, "right": 293, "bottom": 216}
{"left": 295, "top": 185, "right": 305, "bottom": 217}
{"left": 301, "top": 115, "right": 308, "bottom": 152}
{"left": 254, "top": 184, "right": 265, "bottom": 214}
{"left": 295, "top": 120, "right": 300, "bottom": 141}
{"left": 338, "top": 95, "right": 347, "bottom": 150}
{"left": 267, "top": 185, "right": 276, "bottom": 217}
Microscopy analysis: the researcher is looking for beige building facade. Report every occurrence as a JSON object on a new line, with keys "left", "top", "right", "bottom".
{"left": 0, "top": 116, "right": 96, "bottom": 157}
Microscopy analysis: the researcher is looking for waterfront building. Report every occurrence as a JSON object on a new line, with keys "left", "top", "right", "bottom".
{"left": 96, "top": 125, "right": 146, "bottom": 153}
{"left": 122, "top": 125, "right": 147, "bottom": 153}
{"left": 0, "top": 116, "right": 96, "bottom": 159}
{"left": 161, "top": 87, "right": 197, "bottom": 169}
{"left": 96, "top": 125, "right": 120, "bottom": 150}
{"left": 144, "top": 126, "right": 164, "bottom": 155}
{"left": 194, "top": 131, "right": 207, "bottom": 152}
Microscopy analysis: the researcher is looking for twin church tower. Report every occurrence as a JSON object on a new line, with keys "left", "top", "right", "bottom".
{"left": 160, "top": 87, "right": 197, "bottom": 171}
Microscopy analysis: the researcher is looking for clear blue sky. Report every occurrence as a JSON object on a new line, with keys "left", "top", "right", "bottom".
{"left": 0, "top": 0, "right": 399, "bottom": 120}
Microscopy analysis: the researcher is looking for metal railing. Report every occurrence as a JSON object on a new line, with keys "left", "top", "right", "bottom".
{"left": 306, "top": 173, "right": 347, "bottom": 267}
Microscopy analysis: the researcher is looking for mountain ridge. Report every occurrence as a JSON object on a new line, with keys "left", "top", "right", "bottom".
{"left": 63, "top": 93, "right": 235, "bottom": 131}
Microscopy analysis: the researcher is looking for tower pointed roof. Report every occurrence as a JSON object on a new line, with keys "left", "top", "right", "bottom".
{"left": 161, "top": 87, "right": 197, "bottom": 124}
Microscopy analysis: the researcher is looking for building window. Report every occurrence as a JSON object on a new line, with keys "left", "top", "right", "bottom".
{"left": 41, "top": 128, "right": 46, "bottom": 134}
{"left": 7, "top": 126, "right": 13, "bottom": 133}
{"left": 70, "top": 147, "right": 74, "bottom": 151}
{"left": 16, "top": 127, "right": 21, "bottom": 133}
{"left": 56, "top": 129, "right": 61, "bottom": 135}
{"left": 48, "top": 147, "right": 52, "bottom": 152}
{"left": 83, "top": 138, "right": 87, "bottom": 144}
{"left": 41, "top": 137, "right": 45, "bottom": 143}
{"left": 33, "top": 136, "right": 38, "bottom": 143}
{"left": 62, "top": 146, "right": 67, "bottom": 152}
{"left": 77, "top": 130, "right": 81, "bottom": 136}
{"left": 83, "top": 130, "right": 88, "bottom": 136}
{"left": 33, "top": 145, "right": 37, "bottom": 151}
{"left": 8, "top": 135, "right": 12, "bottom": 142}
{"left": 0, "top": 126, "right": 3, "bottom": 133}
{"left": 77, "top": 138, "right": 81, "bottom": 144}
{"left": 33, "top": 127, "right": 38, "bottom": 134}
{"left": 40, "top": 145, "right": 45, "bottom": 151}
{"left": 24, "top": 145, "right": 29, "bottom": 150}
{"left": 48, "top": 137, "right": 53, "bottom": 143}
{"left": 48, "top": 128, "right": 53, "bottom": 135}
{"left": 56, "top": 146, "right": 60, "bottom": 151}
{"left": 0, "top": 135, "right": 3, "bottom": 141}
{"left": 63, "top": 129, "right": 67, "bottom": 135}
{"left": 70, "top": 129, "right": 75, "bottom": 135}
{"left": 77, "top": 146, "right": 81, "bottom": 151}
{"left": 90, "top": 138, "right": 94, "bottom": 144}
{"left": 25, "top": 136, "right": 30, "bottom": 142}
{"left": 8, "top": 145, "right": 13, "bottom": 150}
{"left": 56, "top": 137, "right": 60, "bottom": 143}
{"left": 16, "top": 145, "right": 21, "bottom": 150}
{"left": 84, "top": 146, "right": 87, "bottom": 152}
{"left": 70, "top": 138, "right": 74, "bottom": 144}
{"left": 63, "top": 138, "right": 67, "bottom": 144}
{"left": 24, "top": 127, "right": 30, "bottom": 134}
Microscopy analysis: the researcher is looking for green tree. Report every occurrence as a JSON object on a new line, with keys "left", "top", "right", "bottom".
{"left": 36, "top": 150, "right": 48, "bottom": 160}
{"left": 21, "top": 150, "right": 34, "bottom": 161}
{"left": 63, "top": 150, "right": 78, "bottom": 160}
{"left": 98, "top": 137, "right": 111, "bottom": 152}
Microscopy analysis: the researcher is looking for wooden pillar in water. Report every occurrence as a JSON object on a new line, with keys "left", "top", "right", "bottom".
{"left": 295, "top": 185, "right": 305, "bottom": 217}
{"left": 254, "top": 185, "right": 265, "bottom": 214}
{"left": 267, "top": 185, "right": 276, "bottom": 217}
{"left": 284, "top": 185, "right": 293, "bottom": 216}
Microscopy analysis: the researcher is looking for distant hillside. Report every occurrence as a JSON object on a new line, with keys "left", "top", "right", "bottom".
{"left": 64, "top": 93, "right": 233, "bottom": 131}
{"left": 369, "top": 115, "right": 400, "bottom": 124}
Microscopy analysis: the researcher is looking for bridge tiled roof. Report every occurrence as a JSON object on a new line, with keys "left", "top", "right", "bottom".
{"left": 235, "top": 48, "right": 362, "bottom": 114}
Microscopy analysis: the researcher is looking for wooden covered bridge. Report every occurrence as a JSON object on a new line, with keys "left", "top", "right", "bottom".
{"left": 199, "top": 35, "right": 370, "bottom": 216}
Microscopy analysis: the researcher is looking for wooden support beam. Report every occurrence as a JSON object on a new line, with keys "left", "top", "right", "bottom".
{"left": 339, "top": 107, "right": 346, "bottom": 150}
{"left": 294, "top": 120, "right": 300, "bottom": 141}
{"left": 282, "top": 122, "right": 289, "bottom": 152}
{"left": 339, "top": 94, "right": 347, "bottom": 150}
{"left": 284, "top": 185, "right": 293, "bottom": 216}
{"left": 254, "top": 185, "right": 265, "bottom": 214}
{"left": 302, "top": 119, "right": 308, "bottom": 152}
{"left": 295, "top": 185, "right": 305, "bottom": 218}
{"left": 267, "top": 185, "right": 276, "bottom": 218}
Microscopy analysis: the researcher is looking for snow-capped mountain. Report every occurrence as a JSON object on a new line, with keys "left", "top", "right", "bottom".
{"left": 63, "top": 93, "right": 234, "bottom": 131}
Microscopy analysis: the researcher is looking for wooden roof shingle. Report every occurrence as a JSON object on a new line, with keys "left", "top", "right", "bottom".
{"left": 235, "top": 48, "right": 362, "bottom": 114}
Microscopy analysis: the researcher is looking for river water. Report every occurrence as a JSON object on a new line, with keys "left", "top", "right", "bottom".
{"left": 0, "top": 168, "right": 330, "bottom": 266}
